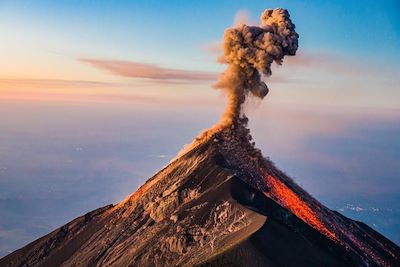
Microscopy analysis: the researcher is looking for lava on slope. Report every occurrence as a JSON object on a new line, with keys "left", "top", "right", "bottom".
{"left": 1, "top": 7, "right": 399, "bottom": 267}
{"left": 263, "top": 173, "right": 337, "bottom": 241}
{"left": 1, "top": 126, "right": 399, "bottom": 266}
{"left": 210, "top": 125, "right": 399, "bottom": 266}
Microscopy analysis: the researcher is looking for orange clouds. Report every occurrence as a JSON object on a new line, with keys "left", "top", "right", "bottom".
{"left": 79, "top": 59, "right": 217, "bottom": 81}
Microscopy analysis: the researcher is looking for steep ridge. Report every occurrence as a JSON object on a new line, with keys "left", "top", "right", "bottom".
{"left": 1, "top": 128, "right": 399, "bottom": 267}
{"left": 214, "top": 127, "right": 400, "bottom": 266}
{"left": 2, "top": 7, "right": 398, "bottom": 267}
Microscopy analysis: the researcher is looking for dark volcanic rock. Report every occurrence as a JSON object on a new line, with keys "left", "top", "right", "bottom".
{"left": 1, "top": 130, "right": 399, "bottom": 266}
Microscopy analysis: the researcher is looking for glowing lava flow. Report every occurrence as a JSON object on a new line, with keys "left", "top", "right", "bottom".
{"left": 264, "top": 174, "right": 337, "bottom": 241}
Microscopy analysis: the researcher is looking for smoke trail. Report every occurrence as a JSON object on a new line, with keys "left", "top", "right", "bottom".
{"left": 176, "top": 8, "right": 298, "bottom": 158}
{"left": 214, "top": 8, "right": 299, "bottom": 128}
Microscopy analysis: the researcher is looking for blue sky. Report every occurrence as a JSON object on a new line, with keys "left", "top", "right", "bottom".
{"left": 0, "top": 0, "right": 399, "bottom": 256}
{"left": 1, "top": 0, "right": 399, "bottom": 109}
{"left": 1, "top": 0, "right": 399, "bottom": 73}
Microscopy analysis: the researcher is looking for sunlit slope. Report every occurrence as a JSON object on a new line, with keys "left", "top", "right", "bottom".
{"left": 1, "top": 129, "right": 399, "bottom": 266}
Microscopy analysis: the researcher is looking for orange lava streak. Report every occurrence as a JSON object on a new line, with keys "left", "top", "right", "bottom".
{"left": 265, "top": 174, "right": 337, "bottom": 241}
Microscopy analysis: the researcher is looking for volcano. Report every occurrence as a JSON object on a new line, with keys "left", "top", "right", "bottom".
{"left": 1, "top": 7, "right": 399, "bottom": 267}
{"left": 1, "top": 126, "right": 399, "bottom": 267}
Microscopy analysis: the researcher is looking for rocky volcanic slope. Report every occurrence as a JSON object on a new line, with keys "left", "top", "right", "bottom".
{"left": 1, "top": 129, "right": 399, "bottom": 267}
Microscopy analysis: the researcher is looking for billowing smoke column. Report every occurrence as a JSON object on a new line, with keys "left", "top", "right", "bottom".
{"left": 177, "top": 8, "right": 298, "bottom": 157}
{"left": 214, "top": 8, "right": 299, "bottom": 128}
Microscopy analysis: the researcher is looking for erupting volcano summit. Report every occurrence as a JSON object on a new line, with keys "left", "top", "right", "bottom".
{"left": 1, "top": 8, "right": 399, "bottom": 267}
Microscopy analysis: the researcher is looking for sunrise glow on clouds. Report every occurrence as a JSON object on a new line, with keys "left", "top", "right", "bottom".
{"left": 0, "top": 0, "right": 399, "bottom": 256}
{"left": 0, "top": 0, "right": 399, "bottom": 110}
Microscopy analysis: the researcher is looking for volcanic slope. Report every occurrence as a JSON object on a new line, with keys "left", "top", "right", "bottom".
{"left": 1, "top": 127, "right": 399, "bottom": 267}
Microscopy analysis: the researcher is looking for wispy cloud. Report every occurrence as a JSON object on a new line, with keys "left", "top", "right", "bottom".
{"left": 201, "top": 42, "right": 398, "bottom": 81}
{"left": 202, "top": 40, "right": 223, "bottom": 56}
{"left": 79, "top": 59, "right": 217, "bottom": 81}
{"left": 234, "top": 9, "right": 253, "bottom": 25}
{"left": 284, "top": 51, "right": 400, "bottom": 79}
{"left": 0, "top": 78, "right": 218, "bottom": 105}
{"left": 283, "top": 52, "right": 365, "bottom": 75}
{"left": 0, "top": 78, "right": 127, "bottom": 89}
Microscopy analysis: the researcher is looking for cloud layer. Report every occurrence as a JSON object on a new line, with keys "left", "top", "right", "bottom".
{"left": 79, "top": 59, "right": 216, "bottom": 81}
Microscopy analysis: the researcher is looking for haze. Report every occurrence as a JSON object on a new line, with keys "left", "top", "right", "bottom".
{"left": 0, "top": 0, "right": 399, "bottom": 256}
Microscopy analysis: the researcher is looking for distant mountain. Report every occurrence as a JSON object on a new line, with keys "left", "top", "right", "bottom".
{"left": 1, "top": 127, "right": 398, "bottom": 266}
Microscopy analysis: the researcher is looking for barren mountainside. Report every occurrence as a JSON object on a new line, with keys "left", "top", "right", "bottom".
{"left": 1, "top": 7, "right": 399, "bottom": 267}
{"left": 1, "top": 128, "right": 399, "bottom": 267}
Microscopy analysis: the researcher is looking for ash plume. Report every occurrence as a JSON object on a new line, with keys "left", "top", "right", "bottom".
{"left": 214, "top": 8, "right": 299, "bottom": 128}
{"left": 177, "top": 8, "right": 298, "bottom": 158}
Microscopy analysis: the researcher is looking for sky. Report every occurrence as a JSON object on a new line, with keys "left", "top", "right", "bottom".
{"left": 0, "top": 0, "right": 399, "bottom": 256}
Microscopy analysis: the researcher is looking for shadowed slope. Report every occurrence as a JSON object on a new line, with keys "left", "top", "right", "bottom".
{"left": 0, "top": 129, "right": 399, "bottom": 267}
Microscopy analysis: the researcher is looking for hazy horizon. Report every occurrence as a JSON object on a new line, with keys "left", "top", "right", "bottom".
{"left": 1, "top": 0, "right": 399, "bottom": 257}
